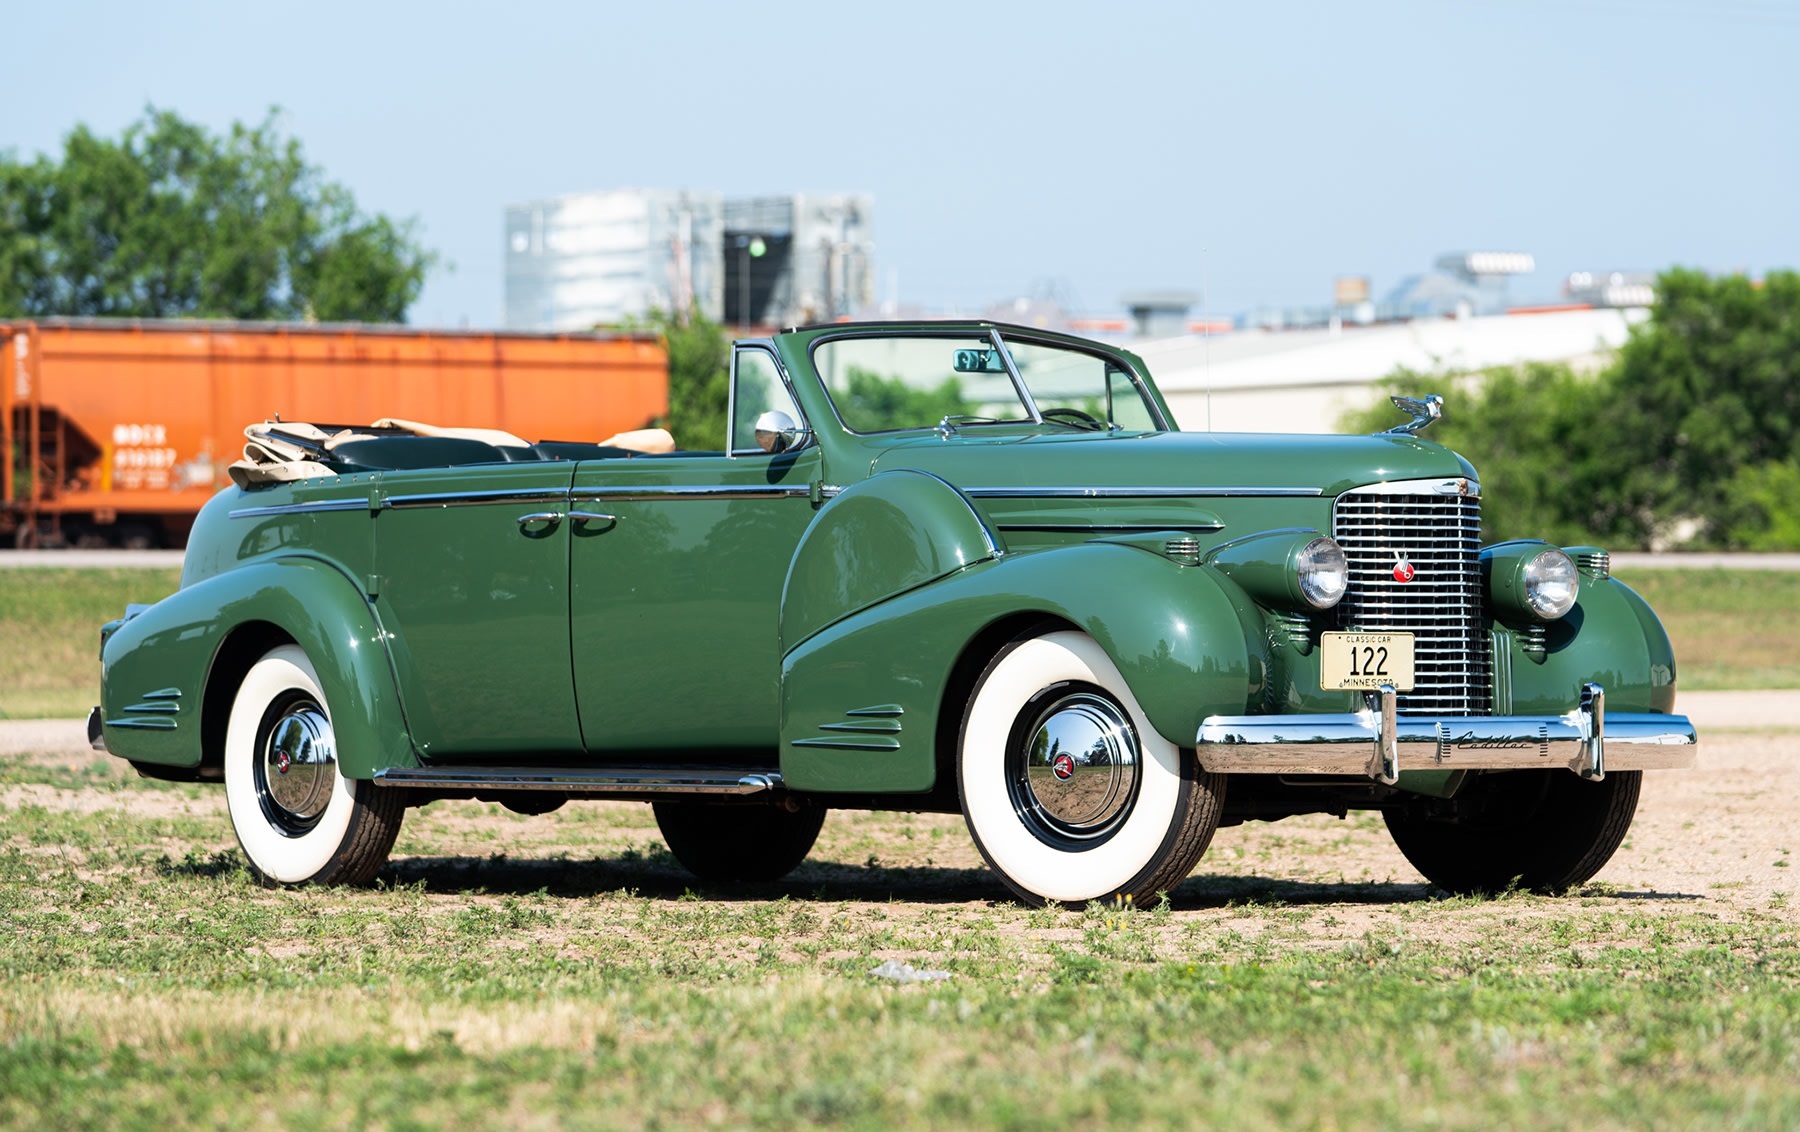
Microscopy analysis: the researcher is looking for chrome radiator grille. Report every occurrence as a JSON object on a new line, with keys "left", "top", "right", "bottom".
{"left": 1332, "top": 489, "right": 1491, "bottom": 716}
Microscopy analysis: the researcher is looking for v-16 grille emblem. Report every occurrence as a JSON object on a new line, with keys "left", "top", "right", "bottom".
{"left": 1392, "top": 551, "right": 1416, "bottom": 584}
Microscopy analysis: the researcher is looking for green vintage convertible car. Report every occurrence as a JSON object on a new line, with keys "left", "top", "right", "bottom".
{"left": 92, "top": 321, "right": 1697, "bottom": 903}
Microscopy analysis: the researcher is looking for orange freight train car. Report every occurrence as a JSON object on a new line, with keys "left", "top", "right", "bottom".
{"left": 1, "top": 319, "right": 668, "bottom": 548}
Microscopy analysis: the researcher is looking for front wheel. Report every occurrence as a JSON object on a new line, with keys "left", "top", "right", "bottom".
{"left": 958, "top": 630, "right": 1225, "bottom": 905}
{"left": 223, "top": 645, "right": 404, "bottom": 886}
{"left": 1384, "top": 769, "right": 1641, "bottom": 894}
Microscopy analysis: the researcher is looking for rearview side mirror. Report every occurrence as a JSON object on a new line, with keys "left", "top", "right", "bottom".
{"left": 754, "top": 410, "right": 810, "bottom": 454}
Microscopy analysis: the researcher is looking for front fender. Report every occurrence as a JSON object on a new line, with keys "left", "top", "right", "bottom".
{"left": 780, "top": 542, "right": 1263, "bottom": 793}
{"left": 1506, "top": 575, "right": 1677, "bottom": 714}
{"left": 100, "top": 556, "right": 416, "bottom": 778}
{"left": 780, "top": 470, "right": 1002, "bottom": 653}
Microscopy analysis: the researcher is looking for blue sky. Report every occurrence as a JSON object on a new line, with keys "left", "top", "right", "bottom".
{"left": 4, "top": 0, "right": 1795, "bottom": 326}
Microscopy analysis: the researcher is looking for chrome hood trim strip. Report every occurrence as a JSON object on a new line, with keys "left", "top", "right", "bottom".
{"left": 965, "top": 485, "right": 1323, "bottom": 499}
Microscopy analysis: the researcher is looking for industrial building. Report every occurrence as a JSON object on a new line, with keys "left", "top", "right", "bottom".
{"left": 504, "top": 189, "right": 725, "bottom": 329}
{"left": 723, "top": 194, "right": 875, "bottom": 327}
{"left": 504, "top": 189, "right": 872, "bottom": 331}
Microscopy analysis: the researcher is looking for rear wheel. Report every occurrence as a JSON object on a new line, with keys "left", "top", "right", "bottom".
{"left": 958, "top": 630, "right": 1225, "bottom": 906}
{"left": 1384, "top": 769, "right": 1641, "bottom": 894}
{"left": 223, "top": 645, "right": 404, "bottom": 886}
{"left": 653, "top": 802, "right": 826, "bottom": 882}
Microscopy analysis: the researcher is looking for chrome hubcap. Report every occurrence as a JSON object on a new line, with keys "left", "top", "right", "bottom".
{"left": 1011, "top": 690, "right": 1140, "bottom": 846}
{"left": 258, "top": 701, "right": 336, "bottom": 833}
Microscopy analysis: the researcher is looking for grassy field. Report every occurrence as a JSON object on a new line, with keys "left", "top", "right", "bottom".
{"left": 0, "top": 568, "right": 181, "bottom": 719}
{"left": 2, "top": 749, "right": 1798, "bottom": 1130}
{"left": 0, "top": 566, "right": 1790, "bottom": 718}
{"left": 1613, "top": 569, "right": 1800, "bottom": 690}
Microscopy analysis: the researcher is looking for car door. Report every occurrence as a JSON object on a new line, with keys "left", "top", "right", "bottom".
{"left": 569, "top": 345, "right": 821, "bottom": 754}
{"left": 372, "top": 462, "right": 583, "bottom": 758}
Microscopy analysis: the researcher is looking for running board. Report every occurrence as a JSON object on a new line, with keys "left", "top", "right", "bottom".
{"left": 371, "top": 765, "right": 783, "bottom": 796}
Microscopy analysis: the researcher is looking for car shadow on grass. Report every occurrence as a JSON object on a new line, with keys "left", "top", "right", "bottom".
{"left": 377, "top": 853, "right": 1014, "bottom": 905}
{"left": 370, "top": 854, "right": 1706, "bottom": 909}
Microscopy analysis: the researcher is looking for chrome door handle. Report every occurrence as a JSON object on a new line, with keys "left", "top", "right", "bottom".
{"left": 516, "top": 511, "right": 563, "bottom": 527}
{"left": 568, "top": 511, "right": 617, "bottom": 526}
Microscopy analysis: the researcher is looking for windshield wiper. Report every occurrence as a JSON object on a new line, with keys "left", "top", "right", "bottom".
{"left": 936, "top": 414, "right": 999, "bottom": 437}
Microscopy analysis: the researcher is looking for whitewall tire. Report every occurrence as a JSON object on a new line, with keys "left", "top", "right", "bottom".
{"left": 223, "top": 645, "right": 403, "bottom": 886}
{"left": 958, "top": 630, "right": 1225, "bottom": 905}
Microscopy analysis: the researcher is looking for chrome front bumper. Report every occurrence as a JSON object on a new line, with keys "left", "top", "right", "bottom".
{"left": 1196, "top": 683, "right": 1696, "bottom": 784}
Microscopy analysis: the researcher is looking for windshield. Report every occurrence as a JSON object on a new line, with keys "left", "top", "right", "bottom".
{"left": 811, "top": 332, "right": 1162, "bottom": 434}
{"left": 811, "top": 335, "right": 1031, "bottom": 433}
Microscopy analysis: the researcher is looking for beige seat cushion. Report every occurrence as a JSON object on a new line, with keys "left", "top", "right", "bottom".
{"left": 597, "top": 428, "right": 677, "bottom": 454}
{"left": 369, "top": 417, "right": 533, "bottom": 450}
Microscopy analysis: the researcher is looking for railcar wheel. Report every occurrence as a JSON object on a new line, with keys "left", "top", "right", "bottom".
{"left": 223, "top": 645, "right": 403, "bottom": 886}
{"left": 652, "top": 801, "right": 826, "bottom": 882}
{"left": 957, "top": 630, "right": 1225, "bottom": 906}
{"left": 1384, "top": 769, "right": 1642, "bottom": 894}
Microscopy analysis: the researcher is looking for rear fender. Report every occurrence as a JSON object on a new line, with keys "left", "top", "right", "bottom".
{"left": 780, "top": 543, "right": 1262, "bottom": 793}
{"left": 100, "top": 557, "right": 416, "bottom": 778}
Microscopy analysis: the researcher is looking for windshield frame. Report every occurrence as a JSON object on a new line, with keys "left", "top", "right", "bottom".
{"left": 805, "top": 326, "right": 1171, "bottom": 436}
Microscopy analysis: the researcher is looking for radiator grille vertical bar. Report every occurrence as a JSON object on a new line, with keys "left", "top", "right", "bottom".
{"left": 1332, "top": 490, "right": 1491, "bottom": 716}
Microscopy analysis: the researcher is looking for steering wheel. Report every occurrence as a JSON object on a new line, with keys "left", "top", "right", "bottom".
{"left": 1041, "top": 407, "right": 1106, "bottom": 430}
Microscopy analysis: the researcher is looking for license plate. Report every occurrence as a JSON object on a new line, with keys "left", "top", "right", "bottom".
{"left": 1320, "top": 632, "right": 1415, "bottom": 691}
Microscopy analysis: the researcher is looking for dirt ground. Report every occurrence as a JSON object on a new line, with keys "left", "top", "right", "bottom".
{"left": 6, "top": 717, "right": 1795, "bottom": 952}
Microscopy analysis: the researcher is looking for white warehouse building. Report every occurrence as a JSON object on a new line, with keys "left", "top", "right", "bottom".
{"left": 1135, "top": 306, "right": 1650, "bottom": 434}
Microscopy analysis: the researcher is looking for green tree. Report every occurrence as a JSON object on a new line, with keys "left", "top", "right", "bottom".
{"left": 0, "top": 107, "right": 434, "bottom": 322}
{"left": 1342, "top": 268, "right": 1800, "bottom": 550}
{"left": 836, "top": 367, "right": 974, "bottom": 432}
{"left": 1341, "top": 362, "right": 1608, "bottom": 545}
{"left": 1596, "top": 268, "right": 1799, "bottom": 547}
{"left": 650, "top": 310, "right": 731, "bottom": 451}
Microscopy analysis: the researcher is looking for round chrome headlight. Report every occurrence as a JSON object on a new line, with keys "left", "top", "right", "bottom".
{"left": 1522, "top": 547, "right": 1578, "bottom": 620}
{"left": 1296, "top": 537, "right": 1349, "bottom": 610}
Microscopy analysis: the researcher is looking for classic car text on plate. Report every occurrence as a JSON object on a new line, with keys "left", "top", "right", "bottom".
{"left": 1320, "top": 631, "right": 1415, "bottom": 691}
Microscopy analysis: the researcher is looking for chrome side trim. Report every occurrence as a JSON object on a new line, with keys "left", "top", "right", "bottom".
{"left": 230, "top": 498, "right": 368, "bottom": 519}
{"left": 104, "top": 717, "right": 177, "bottom": 731}
{"left": 583, "top": 485, "right": 813, "bottom": 501}
{"left": 966, "top": 486, "right": 1324, "bottom": 499}
{"left": 1196, "top": 702, "right": 1696, "bottom": 778}
{"left": 790, "top": 736, "right": 902, "bottom": 751}
{"left": 372, "top": 765, "right": 783, "bottom": 795}
{"left": 998, "top": 522, "right": 1227, "bottom": 534}
{"left": 385, "top": 488, "right": 569, "bottom": 509}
